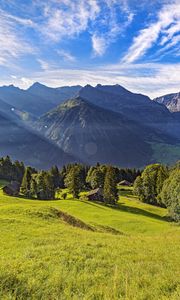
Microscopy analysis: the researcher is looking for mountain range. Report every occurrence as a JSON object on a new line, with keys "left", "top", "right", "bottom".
{"left": 0, "top": 82, "right": 179, "bottom": 168}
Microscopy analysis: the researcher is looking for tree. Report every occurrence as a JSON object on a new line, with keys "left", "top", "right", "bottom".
{"left": 134, "top": 164, "right": 169, "bottom": 206}
{"left": 64, "top": 165, "right": 84, "bottom": 198}
{"left": 30, "top": 177, "right": 38, "bottom": 198}
{"left": 49, "top": 166, "right": 62, "bottom": 189}
{"left": 35, "top": 171, "right": 55, "bottom": 200}
{"left": 20, "top": 167, "right": 32, "bottom": 197}
{"left": 86, "top": 165, "right": 107, "bottom": 189}
{"left": 160, "top": 169, "right": 180, "bottom": 221}
{"left": 103, "top": 166, "right": 118, "bottom": 205}
{"left": 133, "top": 176, "right": 144, "bottom": 200}
{"left": 13, "top": 160, "right": 25, "bottom": 182}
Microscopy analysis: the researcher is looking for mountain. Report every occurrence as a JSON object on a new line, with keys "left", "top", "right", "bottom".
{"left": 0, "top": 83, "right": 82, "bottom": 117}
{"left": 27, "top": 82, "right": 82, "bottom": 107}
{"left": 153, "top": 92, "right": 180, "bottom": 112}
{"left": 78, "top": 84, "right": 180, "bottom": 140}
{"left": 35, "top": 96, "right": 167, "bottom": 168}
{"left": 0, "top": 112, "right": 77, "bottom": 169}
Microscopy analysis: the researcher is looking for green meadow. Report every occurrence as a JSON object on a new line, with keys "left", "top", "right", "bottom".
{"left": 0, "top": 182, "right": 179, "bottom": 300}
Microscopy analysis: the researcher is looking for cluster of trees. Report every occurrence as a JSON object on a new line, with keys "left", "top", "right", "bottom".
{"left": 64, "top": 164, "right": 119, "bottom": 204}
{"left": 134, "top": 162, "right": 180, "bottom": 221}
{"left": 0, "top": 156, "right": 25, "bottom": 182}
{"left": 20, "top": 166, "right": 62, "bottom": 200}
{"left": 18, "top": 162, "right": 140, "bottom": 203}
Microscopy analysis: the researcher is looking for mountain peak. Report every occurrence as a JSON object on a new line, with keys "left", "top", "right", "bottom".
{"left": 28, "top": 82, "right": 46, "bottom": 90}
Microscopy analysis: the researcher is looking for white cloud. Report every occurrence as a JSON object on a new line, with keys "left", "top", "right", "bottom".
{"left": 92, "top": 35, "right": 107, "bottom": 56}
{"left": 0, "top": 10, "right": 35, "bottom": 66}
{"left": 41, "top": 0, "right": 100, "bottom": 42}
{"left": 122, "top": 1, "right": 180, "bottom": 63}
{"left": 57, "top": 50, "right": 76, "bottom": 62}
{"left": 37, "top": 59, "right": 52, "bottom": 71}
{"left": 3, "top": 62, "right": 179, "bottom": 98}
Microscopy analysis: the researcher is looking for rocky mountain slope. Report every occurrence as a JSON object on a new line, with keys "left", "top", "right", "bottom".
{"left": 153, "top": 92, "right": 180, "bottom": 112}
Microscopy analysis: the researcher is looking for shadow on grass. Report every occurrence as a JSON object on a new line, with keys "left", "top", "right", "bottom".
{"left": 85, "top": 199, "right": 168, "bottom": 222}
{"left": 115, "top": 202, "right": 168, "bottom": 222}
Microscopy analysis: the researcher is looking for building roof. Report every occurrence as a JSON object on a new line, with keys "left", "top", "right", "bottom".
{"left": 3, "top": 181, "right": 20, "bottom": 193}
{"left": 118, "top": 180, "right": 131, "bottom": 185}
{"left": 87, "top": 188, "right": 103, "bottom": 196}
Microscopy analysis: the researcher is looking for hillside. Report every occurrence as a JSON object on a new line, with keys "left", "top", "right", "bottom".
{"left": 35, "top": 97, "right": 156, "bottom": 167}
{"left": 154, "top": 92, "right": 180, "bottom": 112}
{"left": 0, "top": 182, "right": 179, "bottom": 299}
{"left": 79, "top": 84, "right": 180, "bottom": 140}
{"left": 0, "top": 112, "right": 78, "bottom": 169}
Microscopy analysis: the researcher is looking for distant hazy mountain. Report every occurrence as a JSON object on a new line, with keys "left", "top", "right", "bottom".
{"left": 78, "top": 84, "right": 180, "bottom": 140}
{"left": 153, "top": 92, "right": 180, "bottom": 112}
{"left": 28, "top": 82, "right": 82, "bottom": 107}
{"left": 0, "top": 83, "right": 82, "bottom": 117}
{"left": 35, "top": 96, "right": 165, "bottom": 167}
{"left": 0, "top": 111, "right": 78, "bottom": 169}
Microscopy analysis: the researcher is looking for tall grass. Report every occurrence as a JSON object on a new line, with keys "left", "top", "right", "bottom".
{"left": 0, "top": 184, "right": 179, "bottom": 299}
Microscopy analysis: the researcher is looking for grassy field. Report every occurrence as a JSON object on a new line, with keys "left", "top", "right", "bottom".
{"left": 0, "top": 181, "right": 179, "bottom": 299}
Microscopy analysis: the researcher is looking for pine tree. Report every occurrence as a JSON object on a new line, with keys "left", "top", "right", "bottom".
{"left": 49, "top": 166, "right": 62, "bottom": 189}
{"left": 86, "top": 165, "right": 107, "bottom": 189}
{"left": 20, "top": 167, "right": 32, "bottom": 197}
{"left": 64, "top": 165, "right": 83, "bottom": 198}
{"left": 44, "top": 172, "right": 55, "bottom": 199}
{"left": 30, "top": 178, "right": 38, "bottom": 198}
{"left": 103, "top": 166, "right": 118, "bottom": 205}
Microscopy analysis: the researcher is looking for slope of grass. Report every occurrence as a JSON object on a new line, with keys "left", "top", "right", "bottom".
{"left": 0, "top": 182, "right": 179, "bottom": 299}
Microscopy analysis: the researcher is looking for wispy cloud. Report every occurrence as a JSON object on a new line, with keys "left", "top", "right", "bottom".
{"left": 122, "top": 1, "right": 180, "bottom": 63}
{"left": 57, "top": 50, "right": 76, "bottom": 62}
{"left": 91, "top": 1, "right": 134, "bottom": 56}
{"left": 40, "top": 0, "right": 100, "bottom": 42}
{"left": 37, "top": 59, "right": 52, "bottom": 71}
{"left": 0, "top": 9, "right": 35, "bottom": 66}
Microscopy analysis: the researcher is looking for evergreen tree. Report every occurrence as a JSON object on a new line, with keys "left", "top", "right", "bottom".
{"left": 30, "top": 177, "right": 38, "bottom": 198}
{"left": 49, "top": 166, "right": 63, "bottom": 189}
{"left": 64, "top": 165, "right": 83, "bottom": 198}
{"left": 103, "top": 166, "right": 118, "bottom": 205}
{"left": 20, "top": 167, "right": 32, "bottom": 197}
{"left": 86, "top": 165, "right": 107, "bottom": 189}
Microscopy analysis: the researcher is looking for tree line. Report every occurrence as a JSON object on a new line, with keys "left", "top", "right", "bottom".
{"left": 0, "top": 156, "right": 140, "bottom": 204}
{"left": 134, "top": 162, "right": 180, "bottom": 221}
{"left": 0, "top": 156, "right": 179, "bottom": 221}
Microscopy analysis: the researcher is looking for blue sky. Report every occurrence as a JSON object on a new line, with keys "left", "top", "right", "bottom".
{"left": 0, "top": 0, "right": 179, "bottom": 97}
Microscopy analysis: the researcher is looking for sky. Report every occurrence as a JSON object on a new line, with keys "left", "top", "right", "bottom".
{"left": 0, "top": 0, "right": 180, "bottom": 98}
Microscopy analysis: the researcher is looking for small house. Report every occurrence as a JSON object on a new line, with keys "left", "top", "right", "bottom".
{"left": 87, "top": 188, "right": 104, "bottom": 202}
{"left": 118, "top": 180, "right": 132, "bottom": 186}
{"left": 2, "top": 181, "right": 20, "bottom": 196}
